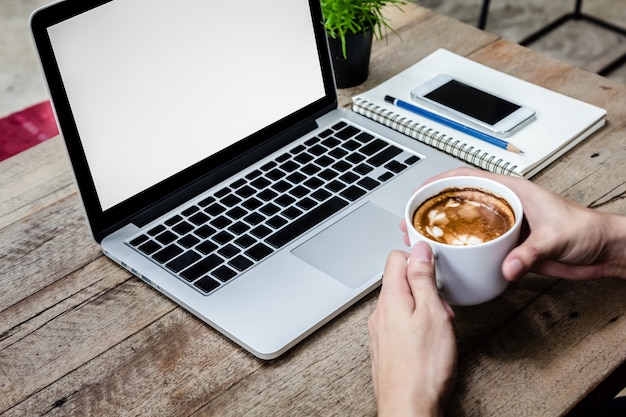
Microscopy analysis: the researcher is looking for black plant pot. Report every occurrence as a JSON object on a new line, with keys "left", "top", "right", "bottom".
{"left": 327, "top": 30, "right": 373, "bottom": 88}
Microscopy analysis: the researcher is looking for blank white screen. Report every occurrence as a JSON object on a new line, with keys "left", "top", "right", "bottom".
{"left": 48, "top": 0, "right": 325, "bottom": 210}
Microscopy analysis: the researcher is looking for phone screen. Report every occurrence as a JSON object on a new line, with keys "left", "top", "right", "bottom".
{"left": 424, "top": 79, "right": 521, "bottom": 126}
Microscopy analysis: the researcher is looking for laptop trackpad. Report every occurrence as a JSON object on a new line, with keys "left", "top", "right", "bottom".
{"left": 292, "top": 202, "right": 402, "bottom": 289}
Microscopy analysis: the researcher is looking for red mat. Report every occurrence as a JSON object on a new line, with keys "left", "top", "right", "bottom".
{"left": 0, "top": 101, "right": 59, "bottom": 162}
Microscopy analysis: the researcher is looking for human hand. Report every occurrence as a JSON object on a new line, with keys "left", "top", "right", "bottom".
{"left": 401, "top": 167, "right": 626, "bottom": 281}
{"left": 368, "top": 242, "right": 457, "bottom": 417}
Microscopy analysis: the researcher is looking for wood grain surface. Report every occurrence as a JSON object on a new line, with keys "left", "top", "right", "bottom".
{"left": 1, "top": 4, "right": 625, "bottom": 416}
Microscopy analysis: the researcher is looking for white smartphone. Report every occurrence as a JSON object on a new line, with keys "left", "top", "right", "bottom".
{"left": 410, "top": 74, "right": 536, "bottom": 137}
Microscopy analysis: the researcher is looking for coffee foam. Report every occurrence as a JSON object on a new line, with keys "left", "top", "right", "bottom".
{"left": 413, "top": 187, "right": 515, "bottom": 246}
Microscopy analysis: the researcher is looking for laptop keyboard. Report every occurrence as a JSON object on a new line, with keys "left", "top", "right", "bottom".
{"left": 127, "top": 120, "right": 421, "bottom": 295}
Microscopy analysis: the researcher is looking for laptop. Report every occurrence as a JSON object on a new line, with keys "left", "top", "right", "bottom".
{"left": 30, "top": 0, "right": 465, "bottom": 359}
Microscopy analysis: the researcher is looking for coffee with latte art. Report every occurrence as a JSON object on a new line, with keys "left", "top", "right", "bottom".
{"left": 413, "top": 187, "right": 515, "bottom": 246}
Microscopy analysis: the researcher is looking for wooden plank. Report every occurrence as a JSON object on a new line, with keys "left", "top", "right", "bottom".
{"left": 0, "top": 136, "right": 75, "bottom": 230}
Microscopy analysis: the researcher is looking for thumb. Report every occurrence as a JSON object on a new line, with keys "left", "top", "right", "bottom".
{"left": 502, "top": 232, "right": 552, "bottom": 281}
{"left": 407, "top": 241, "right": 438, "bottom": 292}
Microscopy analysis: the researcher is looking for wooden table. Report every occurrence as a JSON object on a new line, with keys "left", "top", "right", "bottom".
{"left": 2, "top": 4, "right": 625, "bottom": 416}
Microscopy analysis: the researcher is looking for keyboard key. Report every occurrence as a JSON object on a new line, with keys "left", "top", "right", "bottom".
{"left": 198, "top": 196, "right": 216, "bottom": 207}
{"left": 156, "top": 231, "right": 177, "bottom": 245}
{"left": 319, "top": 168, "right": 338, "bottom": 181}
{"left": 355, "top": 132, "right": 375, "bottom": 143}
{"left": 315, "top": 155, "right": 333, "bottom": 167}
{"left": 214, "top": 187, "right": 230, "bottom": 198}
{"left": 294, "top": 153, "right": 314, "bottom": 164}
{"left": 166, "top": 250, "right": 201, "bottom": 273}
{"left": 228, "top": 221, "right": 251, "bottom": 235}
{"left": 267, "top": 215, "right": 288, "bottom": 229}
{"left": 311, "top": 189, "right": 331, "bottom": 201}
{"left": 260, "top": 161, "right": 276, "bottom": 171}
{"left": 205, "top": 202, "right": 226, "bottom": 216}
{"left": 357, "top": 177, "right": 380, "bottom": 190}
{"left": 385, "top": 160, "right": 407, "bottom": 173}
{"left": 181, "top": 206, "right": 200, "bottom": 216}
{"left": 189, "top": 212, "right": 210, "bottom": 226}
{"left": 213, "top": 266, "right": 237, "bottom": 282}
{"left": 222, "top": 194, "right": 242, "bottom": 207}
{"left": 335, "top": 125, "right": 359, "bottom": 139}
{"left": 260, "top": 203, "right": 281, "bottom": 216}
{"left": 326, "top": 180, "right": 346, "bottom": 192}
{"left": 367, "top": 146, "right": 403, "bottom": 167}
{"left": 339, "top": 172, "right": 359, "bottom": 184}
{"left": 329, "top": 148, "right": 348, "bottom": 159}
{"left": 275, "top": 195, "right": 296, "bottom": 207}
{"left": 342, "top": 139, "right": 361, "bottom": 151}
{"left": 245, "top": 169, "right": 262, "bottom": 180}
{"left": 230, "top": 178, "right": 246, "bottom": 189}
{"left": 321, "top": 137, "right": 340, "bottom": 148}
{"left": 148, "top": 224, "right": 166, "bottom": 236}
{"left": 258, "top": 189, "right": 278, "bottom": 201}
{"left": 286, "top": 172, "right": 306, "bottom": 184}
{"left": 195, "top": 224, "right": 216, "bottom": 239}
{"left": 266, "top": 196, "right": 349, "bottom": 248}
{"left": 251, "top": 225, "right": 272, "bottom": 239}
{"left": 153, "top": 244, "right": 183, "bottom": 264}
{"left": 197, "top": 241, "right": 218, "bottom": 255}
{"left": 332, "top": 121, "right": 347, "bottom": 130}
{"left": 164, "top": 215, "right": 182, "bottom": 226}
{"left": 250, "top": 177, "right": 271, "bottom": 189}
{"left": 244, "top": 212, "right": 265, "bottom": 225}
{"left": 218, "top": 244, "right": 240, "bottom": 258}
{"left": 242, "top": 197, "right": 263, "bottom": 210}
{"left": 406, "top": 155, "right": 421, "bottom": 165}
{"left": 235, "top": 185, "right": 256, "bottom": 198}
{"left": 282, "top": 206, "right": 303, "bottom": 220}
{"left": 378, "top": 171, "right": 394, "bottom": 182}
{"left": 346, "top": 152, "right": 366, "bottom": 164}
{"left": 340, "top": 185, "right": 367, "bottom": 201}
{"left": 272, "top": 180, "right": 292, "bottom": 192}
{"left": 280, "top": 160, "right": 300, "bottom": 172}
{"left": 181, "top": 254, "right": 222, "bottom": 281}
{"left": 309, "top": 144, "right": 327, "bottom": 156}
{"left": 296, "top": 197, "right": 317, "bottom": 211}
{"left": 226, "top": 206, "right": 247, "bottom": 220}
{"left": 304, "top": 177, "right": 324, "bottom": 189}
{"left": 354, "top": 163, "right": 373, "bottom": 175}
{"left": 194, "top": 276, "right": 221, "bottom": 293}
{"left": 213, "top": 231, "right": 235, "bottom": 245}
{"left": 289, "top": 185, "right": 309, "bottom": 198}
{"left": 302, "top": 163, "right": 321, "bottom": 175}
{"left": 360, "top": 139, "right": 387, "bottom": 156}
{"left": 178, "top": 234, "right": 200, "bottom": 248}
{"left": 138, "top": 240, "right": 161, "bottom": 255}
{"left": 130, "top": 234, "right": 149, "bottom": 247}
{"left": 210, "top": 215, "right": 232, "bottom": 229}
{"left": 173, "top": 221, "right": 194, "bottom": 235}
{"left": 245, "top": 243, "right": 273, "bottom": 261}
{"left": 234, "top": 235, "right": 256, "bottom": 249}
{"left": 276, "top": 152, "right": 290, "bottom": 163}
{"left": 229, "top": 255, "right": 254, "bottom": 271}
{"left": 267, "top": 168, "right": 285, "bottom": 181}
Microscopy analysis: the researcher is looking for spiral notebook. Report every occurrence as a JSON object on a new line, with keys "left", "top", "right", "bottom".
{"left": 352, "top": 49, "right": 607, "bottom": 178}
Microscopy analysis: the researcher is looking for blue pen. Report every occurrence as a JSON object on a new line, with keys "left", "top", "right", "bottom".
{"left": 384, "top": 95, "right": 523, "bottom": 154}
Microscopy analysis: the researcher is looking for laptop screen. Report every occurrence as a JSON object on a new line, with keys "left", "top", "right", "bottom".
{"left": 45, "top": 0, "right": 327, "bottom": 212}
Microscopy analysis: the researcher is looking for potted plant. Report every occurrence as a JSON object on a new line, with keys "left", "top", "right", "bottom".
{"left": 321, "top": 0, "right": 406, "bottom": 88}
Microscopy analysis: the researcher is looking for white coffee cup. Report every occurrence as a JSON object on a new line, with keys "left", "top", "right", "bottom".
{"left": 405, "top": 176, "right": 523, "bottom": 306}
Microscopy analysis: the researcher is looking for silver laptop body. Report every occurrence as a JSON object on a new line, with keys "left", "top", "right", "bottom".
{"left": 30, "top": 0, "right": 465, "bottom": 359}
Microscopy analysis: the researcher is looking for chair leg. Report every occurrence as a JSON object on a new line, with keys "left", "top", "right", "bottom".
{"left": 478, "top": 0, "right": 491, "bottom": 29}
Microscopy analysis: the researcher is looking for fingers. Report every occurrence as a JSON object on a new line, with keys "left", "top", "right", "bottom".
{"left": 406, "top": 241, "right": 439, "bottom": 295}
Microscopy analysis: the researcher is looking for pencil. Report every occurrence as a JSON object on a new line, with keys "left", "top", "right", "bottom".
{"left": 384, "top": 95, "right": 524, "bottom": 154}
